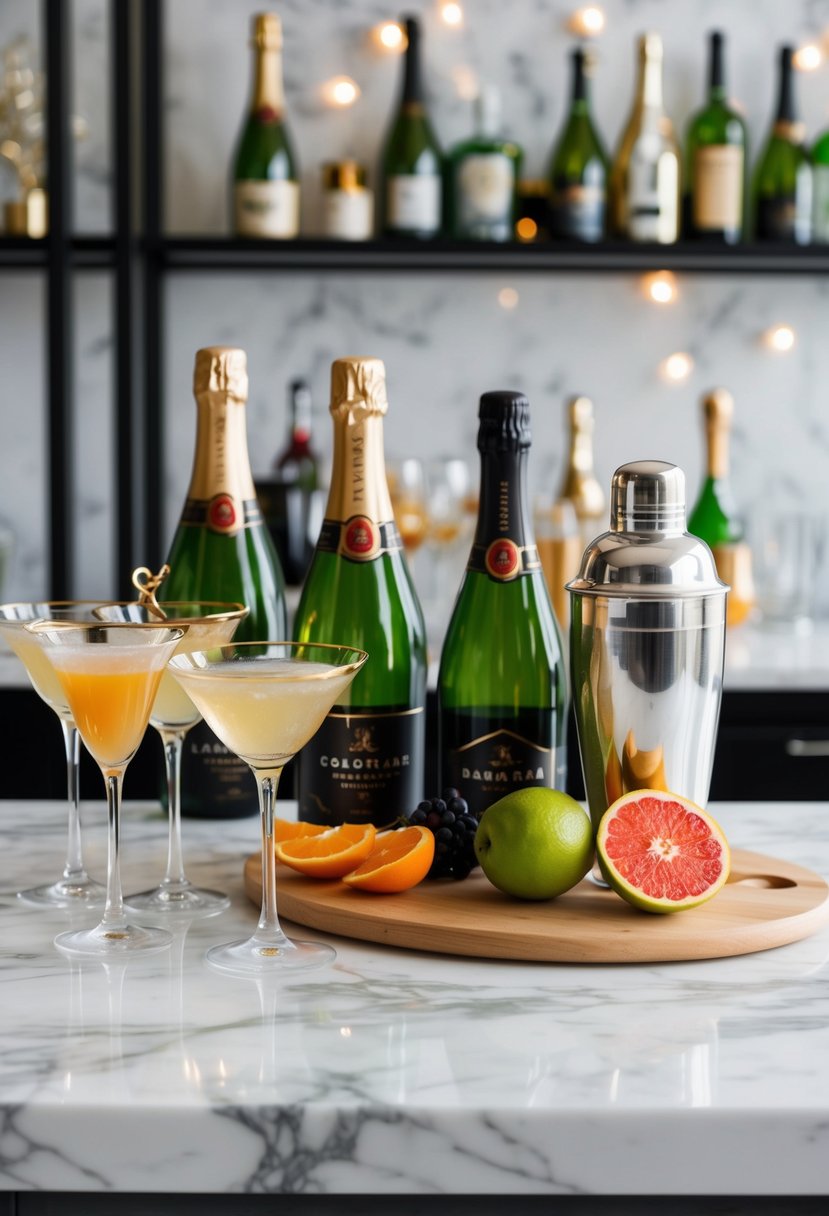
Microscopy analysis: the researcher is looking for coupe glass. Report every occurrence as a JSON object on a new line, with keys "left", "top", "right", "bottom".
{"left": 0, "top": 601, "right": 115, "bottom": 907}
{"left": 27, "top": 620, "right": 184, "bottom": 958}
{"left": 95, "top": 601, "right": 248, "bottom": 916}
{"left": 169, "top": 640, "right": 368, "bottom": 976}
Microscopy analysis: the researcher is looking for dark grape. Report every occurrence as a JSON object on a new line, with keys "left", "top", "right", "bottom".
{"left": 406, "top": 791, "right": 479, "bottom": 880}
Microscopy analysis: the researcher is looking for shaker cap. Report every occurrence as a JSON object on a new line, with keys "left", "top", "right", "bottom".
{"left": 567, "top": 459, "right": 728, "bottom": 599}
{"left": 477, "top": 390, "right": 531, "bottom": 452}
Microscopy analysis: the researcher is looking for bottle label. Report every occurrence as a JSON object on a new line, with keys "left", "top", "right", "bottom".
{"left": 550, "top": 184, "right": 605, "bottom": 242}
{"left": 756, "top": 165, "right": 812, "bottom": 242}
{"left": 386, "top": 175, "right": 441, "bottom": 233}
{"left": 179, "top": 495, "right": 263, "bottom": 536}
{"left": 323, "top": 188, "right": 374, "bottom": 240}
{"left": 316, "top": 515, "right": 402, "bottom": 562}
{"left": 457, "top": 153, "right": 515, "bottom": 232}
{"left": 298, "top": 707, "right": 425, "bottom": 826}
{"left": 235, "top": 180, "right": 300, "bottom": 238}
{"left": 179, "top": 719, "right": 259, "bottom": 818}
{"left": 467, "top": 538, "right": 540, "bottom": 582}
{"left": 440, "top": 715, "right": 558, "bottom": 819}
{"left": 693, "top": 145, "right": 743, "bottom": 231}
{"left": 627, "top": 145, "right": 679, "bottom": 241}
{"left": 812, "top": 165, "right": 829, "bottom": 242}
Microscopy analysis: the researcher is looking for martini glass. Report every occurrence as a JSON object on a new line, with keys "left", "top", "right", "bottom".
{"left": 169, "top": 641, "right": 368, "bottom": 976}
{"left": 95, "top": 601, "right": 248, "bottom": 916}
{"left": 27, "top": 620, "right": 185, "bottom": 958}
{"left": 0, "top": 601, "right": 115, "bottom": 907}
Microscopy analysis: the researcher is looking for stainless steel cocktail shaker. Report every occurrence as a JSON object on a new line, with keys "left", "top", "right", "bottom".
{"left": 567, "top": 461, "right": 728, "bottom": 875}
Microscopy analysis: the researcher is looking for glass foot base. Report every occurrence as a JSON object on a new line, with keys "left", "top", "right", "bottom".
{"left": 126, "top": 883, "right": 230, "bottom": 918}
{"left": 18, "top": 875, "right": 107, "bottom": 909}
{"left": 206, "top": 934, "right": 336, "bottom": 977}
{"left": 54, "top": 921, "right": 172, "bottom": 959}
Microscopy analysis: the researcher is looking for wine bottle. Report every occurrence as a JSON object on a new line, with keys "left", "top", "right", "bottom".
{"left": 547, "top": 47, "right": 609, "bottom": 243}
{"left": 445, "top": 86, "right": 522, "bottom": 241}
{"left": 610, "top": 34, "right": 680, "bottom": 243}
{"left": 811, "top": 125, "right": 829, "bottom": 242}
{"left": 293, "top": 356, "right": 427, "bottom": 827}
{"left": 163, "top": 346, "right": 288, "bottom": 816}
{"left": 556, "top": 395, "right": 605, "bottom": 546}
{"left": 684, "top": 31, "right": 747, "bottom": 243}
{"left": 255, "top": 378, "right": 320, "bottom": 586}
{"left": 753, "top": 46, "right": 812, "bottom": 244}
{"left": 438, "top": 391, "right": 567, "bottom": 819}
{"left": 380, "top": 15, "right": 443, "bottom": 238}
{"left": 687, "top": 388, "right": 755, "bottom": 627}
{"left": 232, "top": 12, "right": 300, "bottom": 239}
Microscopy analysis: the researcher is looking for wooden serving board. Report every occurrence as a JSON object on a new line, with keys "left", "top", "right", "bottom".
{"left": 243, "top": 848, "right": 829, "bottom": 964}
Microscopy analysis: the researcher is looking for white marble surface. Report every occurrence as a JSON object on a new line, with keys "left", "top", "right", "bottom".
{"left": 1, "top": 797, "right": 829, "bottom": 1196}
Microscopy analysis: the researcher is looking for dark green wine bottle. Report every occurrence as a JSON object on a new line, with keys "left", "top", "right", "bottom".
{"left": 293, "top": 356, "right": 427, "bottom": 827}
{"left": 232, "top": 12, "right": 300, "bottom": 238}
{"left": 445, "top": 86, "right": 522, "bottom": 241}
{"left": 811, "top": 125, "right": 829, "bottom": 241}
{"left": 380, "top": 15, "right": 443, "bottom": 238}
{"left": 163, "top": 346, "right": 288, "bottom": 817}
{"left": 753, "top": 46, "right": 812, "bottom": 243}
{"left": 438, "top": 391, "right": 567, "bottom": 819}
{"left": 685, "top": 31, "right": 747, "bottom": 243}
{"left": 548, "top": 47, "right": 609, "bottom": 242}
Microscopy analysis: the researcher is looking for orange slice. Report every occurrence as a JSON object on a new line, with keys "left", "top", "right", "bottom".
{"left": 274, "top": 818, "right": 327, "bottom": 844}
{"left": 274, "top": 823, "right": 377, "bottom": 878}
{"left": 342, "top": 826, "right": 435, "bottom": 893}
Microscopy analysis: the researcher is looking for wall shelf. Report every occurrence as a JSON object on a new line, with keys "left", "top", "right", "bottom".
{"left": 0, "top": 236, "right": 116, "bottom": 270}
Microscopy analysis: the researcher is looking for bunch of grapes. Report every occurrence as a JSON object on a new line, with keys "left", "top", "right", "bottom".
{"left": 408, "top": 788, "right": 480, "bottom": 879}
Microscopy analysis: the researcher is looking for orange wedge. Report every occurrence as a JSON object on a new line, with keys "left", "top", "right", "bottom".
{"left": 342, "top": 826, "right": 435, "bottom": 893}
{"left": 274, "top": 823, "right": 377, "bottom": 878}
{"left": 274, "top": 818, "right": 327, "bottom": 844}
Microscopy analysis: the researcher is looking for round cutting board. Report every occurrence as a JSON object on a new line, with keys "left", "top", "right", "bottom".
{"left": 243, "top": 848, "right": 829, "bottom": 964}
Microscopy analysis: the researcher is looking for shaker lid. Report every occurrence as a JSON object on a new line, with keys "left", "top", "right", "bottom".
{"left": 567, "top": 459, "right": 728, "bottom": 599}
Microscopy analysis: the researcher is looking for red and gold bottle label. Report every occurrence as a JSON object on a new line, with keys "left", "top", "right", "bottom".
{"left": 179, "top": 496, "right": 263, "bottom": 536}
{"left": 467, "top": 538, "right": 540, "bottom": 582}
{"left": 316, "top": 516, "right": 402, "bottom": 563}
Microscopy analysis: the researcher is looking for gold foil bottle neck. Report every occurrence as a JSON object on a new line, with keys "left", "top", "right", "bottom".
{"left": 252, "top": 12, "right": 282, "bottom": 50}
{"left": 193, "top": 347, "right": 249, "bottom": 403}
{"left": 639, "top": 32, "right": 663, "bottom": 61}
{"left": 568, "top": 394, "right": 595, "bottom": 434}
{"left": 703, "top": 387, "right": 734, "bottom": 426}
{"left": 330, "top": 356, "right": 389, "bottom": 420}
{"left": 703, "top": 387, "right": 733, "bottom": 480}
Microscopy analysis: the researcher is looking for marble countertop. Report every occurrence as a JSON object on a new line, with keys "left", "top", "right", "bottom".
{"left": 1, "top": 797, "right": 829, "bottom": 1197}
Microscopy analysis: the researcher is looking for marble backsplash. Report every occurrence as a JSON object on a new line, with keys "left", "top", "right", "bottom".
{"left": 1, "top": 0, "right": 829, "bottom": 612}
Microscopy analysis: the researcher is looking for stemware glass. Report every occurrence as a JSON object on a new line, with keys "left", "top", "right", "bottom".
{"left": 169, "top": 640, "right": 367, "bottom": 976}
{"left": 0, "top": 601, "right": 116, "bottom": 907}
{"left": 95, "top": 600, "right": 248, "bottom": 916}
{"left": 27, "top": 619, "right": 185, "bottom": 958}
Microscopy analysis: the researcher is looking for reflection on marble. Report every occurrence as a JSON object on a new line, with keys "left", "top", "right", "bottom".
{"left": 1, "top": 798, "right": 829, "bottom": 1194}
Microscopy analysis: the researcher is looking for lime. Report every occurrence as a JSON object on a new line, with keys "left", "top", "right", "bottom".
{"left": 597, "top": 789, "right": 730, "bottom": 913}
{"left": 474, "top": 788, "right": 593, "bottom": 901}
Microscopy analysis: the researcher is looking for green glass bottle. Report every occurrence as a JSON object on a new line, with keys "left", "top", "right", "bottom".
{"left": 548, "top": 47, "right": 609, "bottom": 243}
{"left": 687, "top": 388, "right": 754, "bottom": 628}
{"left": 752, "top": 46, "right": 812, "bottom": 243}
{"left": 445, "top": 86, "right": 522, "bottom": 241}
{"left": 685, "top": 31, "right": 747, "bottom": 243}
{"left": 293, "top": 356, "right": 427, "bottom": 827}
{"left": 232, "top": 12, "right": 300, "bottom": 238}
{"left": 438, "top": 391, "right": 567, "bottom": 820}
{"left": 163, "top": 346, "right": 288, "bottom": 817}
{"left": 810, "top": 125, "right": 829, "bottom": 242}
{"left": 380, "top": 15, "right": 443, "bottom": 238}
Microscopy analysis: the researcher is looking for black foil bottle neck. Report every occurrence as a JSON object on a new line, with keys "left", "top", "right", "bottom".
{"left": 473, "top": 446, "right": 533, "bottom": 550}
{"left": 708, "top": 31, "right": 725, "bottom": 94}
{"left": 572, "top": 48, "right": 588, "bottom": 104}
{"left": 401, "top": 16, "right": 423, "bottom": 105}
{"left": 476, "top": 391, "right": 532, "bottom": 453}
{"left": 775, "top": 45, "right": 796, "bottom": 123}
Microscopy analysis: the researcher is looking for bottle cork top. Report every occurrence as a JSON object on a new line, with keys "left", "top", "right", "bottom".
{"left": 193, "top": 347, "right": 248, "bottom": 402}
{"left": 568, "top": 395, "right": 594, "bottom": 431}
{"left": 477, "top": 390, "right": 531, "bottom": 452}
{"left": 330, "top": 356, "right": 388, "bottom": 417}
{"left": 702, "top": 387, "right": 734, "bottom": 425}
{"left": 639, "top": 32, "right": 663, "bottom": 58}
{"left": 252, "top": 12, "right": 282, "bottom": 50}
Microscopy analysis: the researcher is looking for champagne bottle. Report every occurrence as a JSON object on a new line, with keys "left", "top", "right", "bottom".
{"left": 380, "top": 15, "right": 443, "bottom": 238}
{"left": 684, "top": 31, "right": 747, "bottom": 243}
{"left": 557, "top": 395, "right": 605, "bottom": 546}
{"left": 445, "top": 86, "right": 522, "bottom": 241}
{"left": 163, "top": 346, "right": 288, "bottom": 816}
{"left": 811, "top": 124, "right": 829, "bottom": 242}
{"left": 438, "top": 391, "right": 567, "bottom": 818}
{"left": 256, "top": 378, "right": 319, "bottom": 586}
{"left": 753, "top": 47, "right": 812, "bottom": 244}
{"left": 610, "top": 34, "right": 680, "bottom": 243}
{"left": 548, "top": 47, "right": 609, "bottom": 243}
{"left": 687, "top": 388, "right": 754, "bottom": 627}
{"left": 232, "top": 12, "right": 300, "bottom": 239}
{"left": 293, "top": 356, "right": 427, "bottom": 826}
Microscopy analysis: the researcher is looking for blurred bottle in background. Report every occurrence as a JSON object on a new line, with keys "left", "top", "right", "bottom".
{"left": 684, "top": 31, "right": 747, "bottom": 244}
{"left": 548, "top": 47, "right": 609, "bottom": 243}
{"left": 753, "top": 46, "right": 812, "bottom": 244}
{"left": 445, "top": 86, "right": 522, "bottom": 241}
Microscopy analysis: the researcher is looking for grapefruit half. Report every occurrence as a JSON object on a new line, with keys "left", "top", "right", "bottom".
{"left": 596, "top": 789, "right": 730, "bottom": 913}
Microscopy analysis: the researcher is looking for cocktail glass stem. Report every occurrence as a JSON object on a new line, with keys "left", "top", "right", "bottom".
{"left": 162, "top": 730, "right": 189, "bottom": 891}
{"left": 252, "top": 767, "right": 292, "bottom": 952}
{"left": 101, "top": 771, "right": 128, "bottom": 932}
{"left": 59, "top": 719, "right": 87, "bottom": 886}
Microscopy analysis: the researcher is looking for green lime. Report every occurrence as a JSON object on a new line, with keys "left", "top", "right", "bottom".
{"left": 474, "top": 788, "right": 594, "bottom": 901}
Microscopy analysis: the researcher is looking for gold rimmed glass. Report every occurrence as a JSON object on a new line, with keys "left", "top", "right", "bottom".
{"left": 169, "top": 641, "right": 368, "bottom": 976}
{"left": 27, "top": 620, "right": 185, "bottom": 959}
{"left": 95, "top": 601, "right": 248, "bottom": 917}
{"left": 0, "top": 601, "right": 118, "bottom": 908}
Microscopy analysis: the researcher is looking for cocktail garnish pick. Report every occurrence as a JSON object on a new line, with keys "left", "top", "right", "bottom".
{"left": 131, "top": 564, "right": 170, "bottom": 618}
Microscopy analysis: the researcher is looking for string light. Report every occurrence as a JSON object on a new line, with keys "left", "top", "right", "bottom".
{"left": 498, "top": 287, "right": 520, "bottom": 310}
{"left": 568, "top": 7, "right": 606, "bottom": 37}
{"left": 321, "top": 76, "right": 361, "bottom": 108}
{"left": 794, "top": 43, "right": 823, "bottom": 71}
{"left": 763, "top": 324, "right": 796, "bottom": 352}
{"left": 642, "top": 271, "right": 678, "bottom": 304}
{"left": 372, "top": 21, "right": 406, "bottom": 52}
{"left": 440, "top": 3, "right": 464, "bottom": 27}
{"left": 660, "top": 352, "right": 694, "bottom": 382}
